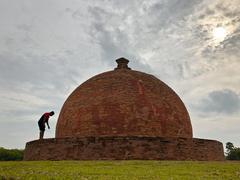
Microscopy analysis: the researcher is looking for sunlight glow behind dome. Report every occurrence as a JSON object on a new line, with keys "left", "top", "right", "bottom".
{"left": 213, "top": 27, "right": 227, "bottom": 42}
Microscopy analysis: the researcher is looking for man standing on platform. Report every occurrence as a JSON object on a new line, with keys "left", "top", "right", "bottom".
{"left": 38, "top": 111, "right": 54, "bottom": 139}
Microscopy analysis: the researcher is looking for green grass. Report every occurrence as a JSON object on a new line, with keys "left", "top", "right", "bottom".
{"left": 0, "top": 161, "right": 239, "bottom": 179}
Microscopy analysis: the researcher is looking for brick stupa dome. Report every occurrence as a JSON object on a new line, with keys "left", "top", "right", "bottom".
{"left": 56, "top": 58, "right": 192, "bottom": 138}
{"left": 24, "top": 57, "right": 224, "bottom": 161}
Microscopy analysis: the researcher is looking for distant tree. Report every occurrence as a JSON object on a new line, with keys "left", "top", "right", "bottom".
{"left": 0, "top": 147, "right": 24, "bottom": 161}
{"left": 225, "top": 142, "right": 240, "bottom": 160}
{"left": 226, "top": 142, "right": 234, "bottom": 152}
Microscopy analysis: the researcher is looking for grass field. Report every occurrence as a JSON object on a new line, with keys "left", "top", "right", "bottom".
{"left": 0, "top": 161, "right": 240, "bottom": 179}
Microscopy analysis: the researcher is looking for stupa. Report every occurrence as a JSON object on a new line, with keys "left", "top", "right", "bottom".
{"left": 24, "top": 58, "right": 224, "bottom": 160}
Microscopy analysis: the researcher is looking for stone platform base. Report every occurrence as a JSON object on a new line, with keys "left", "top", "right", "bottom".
{"left": 24, "top": 136, "right": 224, "bottom": 161}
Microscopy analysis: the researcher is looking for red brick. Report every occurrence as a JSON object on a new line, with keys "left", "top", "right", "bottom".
{"left": 56, "top": 60, "right": 192, "bottom": 138}
{"left": 24, "top": 137, "right": 224, "bottom": 161}
{"left": 24, "top": 58, "right": 224, "bottom": 161}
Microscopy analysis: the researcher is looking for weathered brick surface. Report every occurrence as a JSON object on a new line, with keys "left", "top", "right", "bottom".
{"left": 24, "top": 59, "right": 224, "bottom": 161}
{"left": 56, "top": 66, "right": 192, "bottom": 138}
{"left": 24, "top": 137, "right": 224, "bottom": 161}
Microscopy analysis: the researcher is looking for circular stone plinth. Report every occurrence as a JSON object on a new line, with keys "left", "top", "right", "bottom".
{"left": 24, "top": 136, "right": 224, "bottom": 161}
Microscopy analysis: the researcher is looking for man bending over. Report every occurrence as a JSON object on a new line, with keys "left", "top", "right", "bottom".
{"left": 38, "top": 111, "right": 54, "bottom": 139}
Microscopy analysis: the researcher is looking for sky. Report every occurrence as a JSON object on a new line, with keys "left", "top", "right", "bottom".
{"left": 0, "top": 0, "right": 239, "bottom": 150}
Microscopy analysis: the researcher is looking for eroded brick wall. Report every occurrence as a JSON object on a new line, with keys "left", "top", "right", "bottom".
{"left": 24, "top": 137, "right": 224, "bottom": 161}
{"left": 56, "top": 69, "right": 192, "bottom": 139}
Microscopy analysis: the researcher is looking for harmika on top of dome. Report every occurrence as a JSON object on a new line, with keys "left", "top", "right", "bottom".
{"left": 24, "top": 57, "right": 224, "bottom": 161}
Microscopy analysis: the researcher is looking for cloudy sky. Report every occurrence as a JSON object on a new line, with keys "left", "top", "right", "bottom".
{"left": 0, "top": 0, "right": 239, "bottom": 149}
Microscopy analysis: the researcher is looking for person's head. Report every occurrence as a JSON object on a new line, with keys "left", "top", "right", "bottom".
{"left": 50, "top": 111, "right": 55, "bottom": 116}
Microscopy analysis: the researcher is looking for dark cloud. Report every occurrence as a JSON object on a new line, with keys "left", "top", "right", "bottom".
{"left": 16, "top": 24, "right": 32, "bottom": 31}
{"left": 196, "top": 89, "right": 240, "bottom": 115}
{"left": 221, "top": 30, "right": 240, "bottom": 53}
{"left": 150, "top": 0, "right": 201, "bottom": 23}
{"left": 0, "top": 52, "right": 81, "bottom": 93}
{"left": 87, "top": 5, "right": 153, "bottom": 73}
